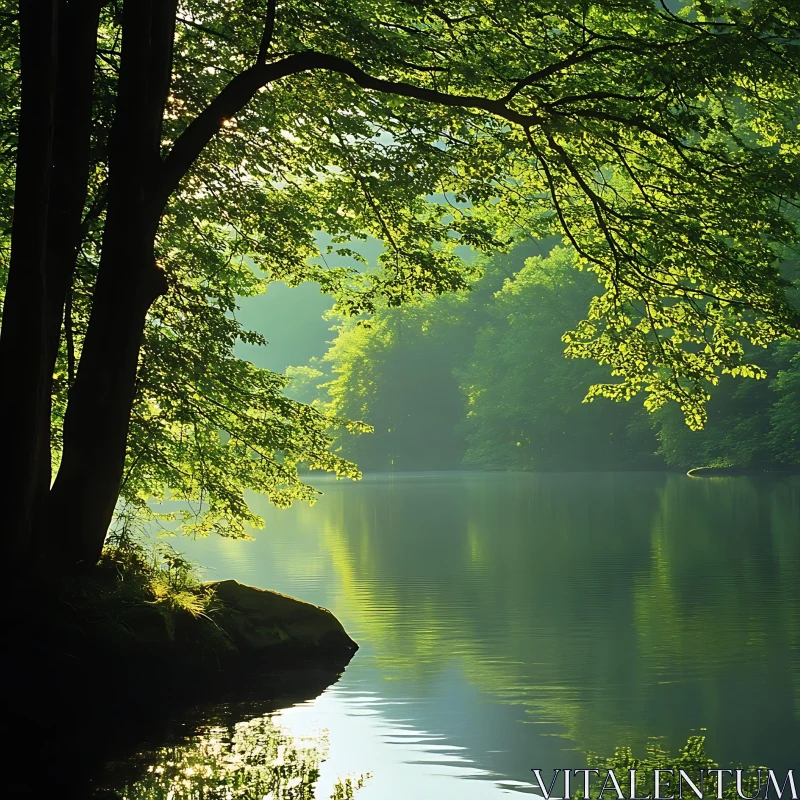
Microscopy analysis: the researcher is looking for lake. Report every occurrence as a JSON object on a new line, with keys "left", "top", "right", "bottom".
{"left": 101, "top": 472, "right": 800, "bottom": 798}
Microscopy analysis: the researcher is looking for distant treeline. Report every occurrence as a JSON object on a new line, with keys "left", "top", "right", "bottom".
{"left": 288, "top": 241, "right": 800, "bottom": 473}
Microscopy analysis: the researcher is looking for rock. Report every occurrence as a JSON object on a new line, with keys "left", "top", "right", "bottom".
{"left": 206, "top": 580, "right": 358, "bottom": 659}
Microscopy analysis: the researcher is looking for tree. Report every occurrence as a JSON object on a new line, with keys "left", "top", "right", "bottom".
{"left": 459, "top": 246, "right": 660, "bottom": 470}
{"left": 1, "top": 1, "right": 798, "bottom": 571}
{"left": 651, "top": 341, "right": 800, "bottom": 469}
{"left": 0, "top": 0, "right": 58, "bottom": 563}
{"left": 651, "top": 254, "right": 800, "bottom": 468}
{"left": 319, "top": 291, "right": 476, "bottom": 471}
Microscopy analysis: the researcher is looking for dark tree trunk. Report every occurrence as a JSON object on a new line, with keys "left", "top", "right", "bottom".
{"left": 34, "top": 0, "right": 105, "bottom": 560}
{"left": 0, "top": 0, "right": 59, "bottom": 565}
{"left": 48, "top": 0, "right": 177, "bottom": 569}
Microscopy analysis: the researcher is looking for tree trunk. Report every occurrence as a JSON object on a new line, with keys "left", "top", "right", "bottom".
{"left": 34, "top": 0, "right": 105, "bottom": 559}
{"left": 47, "top": 227, "right": 167, "bottom": 567}
{"left": 48, "top": 0, "right": 177, "bottom": 569}
{"left": 0, "top": 0, "right": 59, "bottom": 565}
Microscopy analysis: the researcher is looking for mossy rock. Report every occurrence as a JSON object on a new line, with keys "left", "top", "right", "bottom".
{"left": 207, "top": 580, "right": 358, "bottom": 659}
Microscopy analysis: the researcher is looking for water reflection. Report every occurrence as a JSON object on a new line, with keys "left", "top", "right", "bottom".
{"left": 96, "top": 713, "right": 367, "bottom": 799}
{"left": 127, "top": 472, "right": 798, "bottom": 798}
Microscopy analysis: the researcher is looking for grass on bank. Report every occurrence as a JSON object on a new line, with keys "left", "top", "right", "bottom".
{"left": 44, "top": 527, "right": 232, "bottom": 655}
{"left": 101, "top": 527, "right": 216, "bottom": 618}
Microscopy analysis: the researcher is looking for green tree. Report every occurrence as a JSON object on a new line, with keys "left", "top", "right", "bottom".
{"left": 1, "top": 1, "right": 798, "bottom": 571}
{"left": 306, "top": 241, "right": 551, "bottom": 470}
{"left": 296, "top": 238, "right": 798, "bottom": 473}
{"left": 322, "top": 294, "right": 476, "bottom": 471}
{"left": 651, "top": 257, "right": 800, "bottom": 469}
{"left": 314, "top": 240, "right": 658, "bottom": 472}
{"left": 769, "top": 342, "right": 800, "bottom": 464}
{"left": 461, "top": 246, "right": 660, "bottom": 470}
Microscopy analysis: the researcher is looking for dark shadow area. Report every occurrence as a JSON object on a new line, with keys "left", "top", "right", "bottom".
{"left": 5, "top": 581, "right": 356, "bottom": 799}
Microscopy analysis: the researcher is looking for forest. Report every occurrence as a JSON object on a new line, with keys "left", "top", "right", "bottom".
{"left": 288, "top": 238, "right": 800, "bottom": 473}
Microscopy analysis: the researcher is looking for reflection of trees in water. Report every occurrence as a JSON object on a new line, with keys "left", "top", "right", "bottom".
{"left": 97, "top": 716, "right": 367, "bottom": 800}
{"left": 635, "top": 476, "right": 800, "bottom": 722}
{"left": 294, "top": 475, "right": 799, "bottom": 759}
{"left": 309, "top": 475, "right": 662, "bottom": 749}
{"left": 586, "top": 734, "right": 768, "bottom": 800}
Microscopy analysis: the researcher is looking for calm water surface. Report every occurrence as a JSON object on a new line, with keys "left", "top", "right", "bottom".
{"left": 110, "top": 472, "right": 800, "bottom": 798}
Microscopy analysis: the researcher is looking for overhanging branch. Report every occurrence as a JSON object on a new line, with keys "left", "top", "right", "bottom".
{"left": 155, "top": 50, "right": 544, "bottom": 213}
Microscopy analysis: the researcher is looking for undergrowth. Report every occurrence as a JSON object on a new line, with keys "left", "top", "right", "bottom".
{"left": 40, "top": 525, "right": 233, "bottom": 656}
{"left": 101, "top": 526, "right": 216, "bottom": 618}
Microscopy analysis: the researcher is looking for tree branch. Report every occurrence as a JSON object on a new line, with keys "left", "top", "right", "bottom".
{"left": 500, "top": 43, "right": 657, "bottom": 103}
{"left": 156, "top": 51, "right": 543, "bottom": 213}
{"left": 177, "top": 15, "right": 241, "bottom": 47}
{"left": 257, "top": 0, "right": 276, "bottom": 62}
{"left": 156, "top": 53, "right": 308, "bottom": 210}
